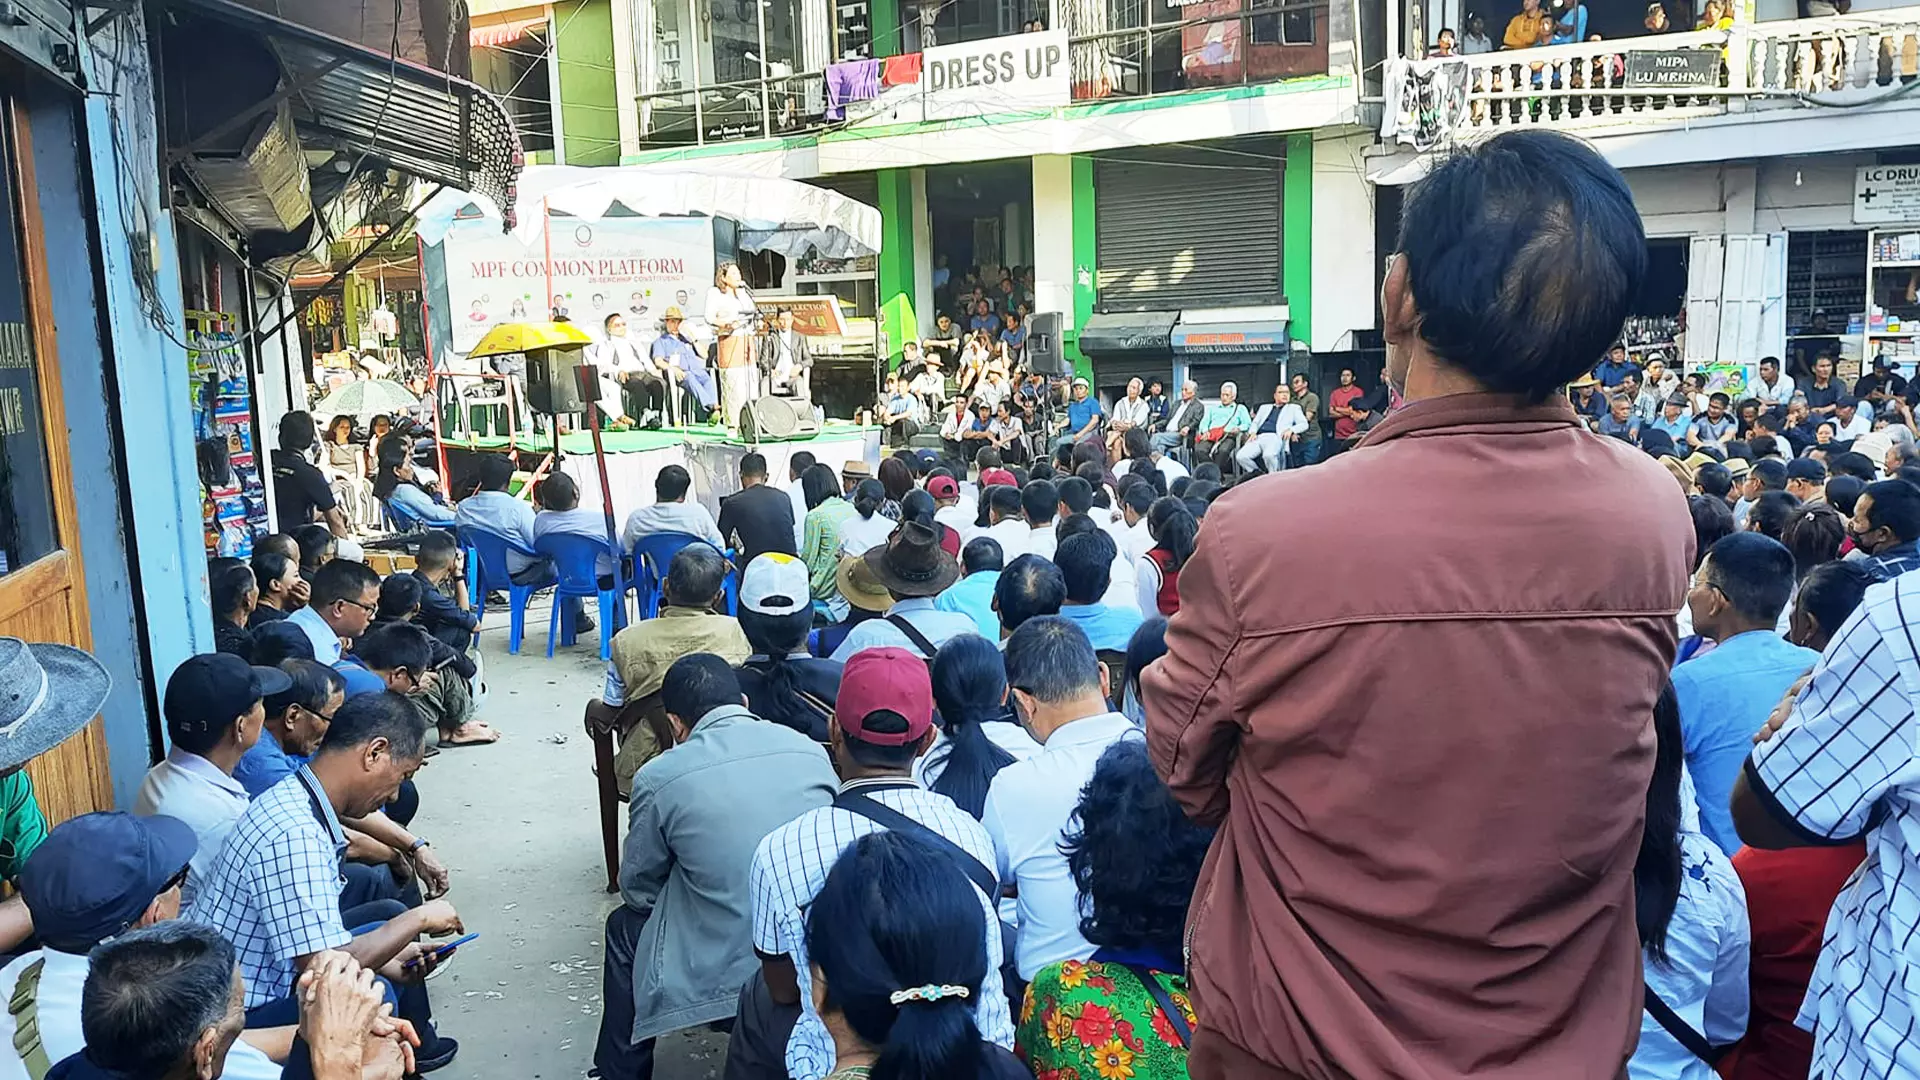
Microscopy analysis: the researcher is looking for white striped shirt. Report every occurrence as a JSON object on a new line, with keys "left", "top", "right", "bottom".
{"left": 748, "top": 778, "right": 1015, "bottom": 1080}
{"left": 1747, "top": 573, "right": 1920, "bottom": 1077}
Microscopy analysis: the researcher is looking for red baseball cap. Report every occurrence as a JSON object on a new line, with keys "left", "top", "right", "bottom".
{"left": 979, "top": 467, "right": 1016, "bottom": 488}
{"left": 927, "top": 476, "right": 959, "bottom": 499}
{"left": 835, "top": 647, "right": 934, "bottom": 746}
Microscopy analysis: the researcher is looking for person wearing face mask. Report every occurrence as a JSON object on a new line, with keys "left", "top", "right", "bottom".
{"left": 1847, "top": 478, "right": 1920, "bottom": 579}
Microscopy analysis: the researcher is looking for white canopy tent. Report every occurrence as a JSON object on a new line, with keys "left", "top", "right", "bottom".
{"left": 415, "top": 165, "right": 883, "bottom": 259}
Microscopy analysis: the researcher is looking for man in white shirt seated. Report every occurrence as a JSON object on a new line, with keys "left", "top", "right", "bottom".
{"left": 829, "top": 523, "right": 977, "bottom": 662}
{"left": 133, "top": 654, "right": 290, "bottom": 904}
{"left": 1105, "top": 377, "right": 1153, "bottom": 462}
{"left": 0, "top": 812, "right": 291, "bottom": 1080}
{"left": 979, "top": 485, "right": 1030, "bottom": 563}
{"left": 621, "top": 464, "right": 724, "bottom": 554}
{"left": 982, "top": 616, "right": 1143, "bottom": 980}
{"left": 928, "top": 475, "right": 975, "bottom": 541}
{"left": 1237, "top": 383, "right": 1310, "bottom": 475}
{"left": 1022, "top": 480, "right": 1060, "bottom": 561}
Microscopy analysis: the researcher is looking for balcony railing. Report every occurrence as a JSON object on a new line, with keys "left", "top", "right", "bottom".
{"left": 632, "top": 1, "right": 1330, "bottom": 150}
{"left": 1382, "top": 10, "right": 1920, "bottom": 148}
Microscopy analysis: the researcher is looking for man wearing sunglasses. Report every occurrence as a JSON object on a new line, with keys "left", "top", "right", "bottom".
{"left": 289, "top": 560, "right": 381, "bottom": 665}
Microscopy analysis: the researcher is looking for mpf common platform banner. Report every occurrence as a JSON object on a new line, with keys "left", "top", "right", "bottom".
{"left": 440, "top": 216, "right": 716, "bottom": 353}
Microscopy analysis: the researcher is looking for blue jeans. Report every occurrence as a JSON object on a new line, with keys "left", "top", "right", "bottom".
{"left": 1149, "top": 431, "right": 1183, "bottom": 454}
{"left": 242, "top": 901, "right": 444, "bottom": 1056}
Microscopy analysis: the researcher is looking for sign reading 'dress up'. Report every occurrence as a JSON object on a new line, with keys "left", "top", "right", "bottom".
{"left": 1623, "top": 50, "right": 1720, "bottom": 89}
{"left": 920, "top": 30, "right": 1071, "bottom": 121}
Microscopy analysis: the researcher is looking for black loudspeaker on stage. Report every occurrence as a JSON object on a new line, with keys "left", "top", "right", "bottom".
{"left": 526, "top": 345, "right": 589, "bottom": 415}
{"left": 1026, "top": 312, "right": 1070, "bottom": 377}
{"left": 740, "top": 396, "right": 820, "bottom": 441}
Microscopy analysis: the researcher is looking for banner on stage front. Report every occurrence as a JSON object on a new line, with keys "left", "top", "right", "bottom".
{"left": 441, "top": 217, "right": 716, "bottom": 353}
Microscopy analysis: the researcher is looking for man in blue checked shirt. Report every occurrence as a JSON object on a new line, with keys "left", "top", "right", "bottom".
{"left": 189, "top": 692, "right": 468, "bottom": 1073}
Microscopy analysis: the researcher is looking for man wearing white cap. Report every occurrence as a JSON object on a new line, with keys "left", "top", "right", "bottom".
{"left": 734, "top": 553, "right": 844, "bottom": 742}
{"left": 1056, "top": 377, "right": 1103, "bottom": 451}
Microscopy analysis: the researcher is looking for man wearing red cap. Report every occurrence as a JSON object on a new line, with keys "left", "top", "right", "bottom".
{"left": 728, "top": 648, "right": 1013, "bottom": 1080}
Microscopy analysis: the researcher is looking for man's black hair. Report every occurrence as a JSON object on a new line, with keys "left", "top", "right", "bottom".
{"left": 1395, "top": 130, "right": 1645, "bottom": 401}
{"left": 1897, "top": 465, "right": 1920, "bottom": 490}
{"left": 994, "top": 554, "right": 1066, "bottom": 633}
{"left": 740, "top": 452, "right": 768, "bottom": 481}
{"left": 377, "top": 574, "right": 424, "bottom": 619}
{"left": 656, "top": 464, "right": 693, "bottom": 502}
{"left": 293, "top": 524, "right": 335, "bottom": 568}
{"left": 353, "top": 622, "right": 435, "bottom": 676}
{"left": 1122, "top": 484, "right": 1154, "bottom": 516}
{"left": 1749, "top": 434, "right": 1782, "bottom": 460}
{"left": 277, "top": 411, "right": 317, "bottom": 453}
{"left": 1021, "top": 480, "right": 1058, "bottom": 526}
{"left": 1864, "top": 479, "right": 1920, "bottom": 542}
{"left": 414, "top": 529, "right": 459, "bottom": 569}
{"left": 1056, "top": 476, "right": 1095, "bottom": 516}
{"left": 251, "top": 621, "right": 316, "bottom": 667}
{"left": 1703, "top": 532, "right": 1796, "bottom": 624}
{"left": 665, "top": 545, "right": 728, "bottom": 608}
{"left": 661, "top": 653, "right": 743, "bottom": 722}
{"left": 310, "top": 559, "right": 380, "bottom": 608}
{"left": 1709, "top": 392, "right": 1731, "bottom": 407}
{"left": 538, "top": 471, "right": 580, "bottom": 510}
{"left": 1004, "top": 615, "right": 1102, "bottom": 704}
{"left": 1751, "top": 458, "right": 1789, "bottom": 492}
{"left": 1826, "top": 474, "right": 1868, "bottom": 516}
{"left": 1830, "top": 452, "right": 1879, "bottom": 482}
{"left": 1056, "top": 530, "right": 1117, "bottom": 604}
{"left": 1694, "top": 462, "right": 1733, "bottom": 500}
{"left": 987, "top": 484, "right": 1023, "bottom": 520}
{"left": 788, "top": 450, "right": 816, "bottom": 479}
{"left": 962, "top": 537, "right": 1004, "bottom": 575}
{"left": 838, "top": 709, "right": 923, "bottom": 771}
{"left": 476, "top": 454, "right": 515, "bottom": 492}
{"left": 317, "top": 690, "right": 428, "bottom": 760}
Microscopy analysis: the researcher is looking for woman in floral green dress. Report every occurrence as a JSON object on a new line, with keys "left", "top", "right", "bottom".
{"left": 1016, "top": 741, "right": 1215, "bottom": 1080}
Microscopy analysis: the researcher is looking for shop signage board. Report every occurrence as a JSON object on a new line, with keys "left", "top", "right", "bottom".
{"left": 1623, "top": 50, "right": 1720, "bottom": 89}
{"left": 919, "top": 30, "right": 1070, "bottom": 120}
{"left": 1855, "top": 165, "right": 1920, "bottom": 224}
{"left": 1170, "top": 321, "right": 1290, "bottom": 355}
{"left": 439, "top": 217, "right": 716, "bottom": 353}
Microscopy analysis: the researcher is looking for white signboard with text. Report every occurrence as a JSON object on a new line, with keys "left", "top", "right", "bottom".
{"left": 440, "top": 216, "right": 716, "bottom": 353}
{"left": 919, "top": 30, "right": 1070, "bottom": 121}
{"left": 1855, "top": 164, "right": 1920, "bottom": 224}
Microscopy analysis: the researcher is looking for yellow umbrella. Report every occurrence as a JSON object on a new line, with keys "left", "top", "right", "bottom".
{"left": 466, "top": 320, "right": 593, "bottom": 359}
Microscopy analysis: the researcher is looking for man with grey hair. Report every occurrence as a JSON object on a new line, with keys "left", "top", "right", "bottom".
{"left": 1195, "top": 381, "right": 1253, "bottom": 473}
{"left": 1153, "top": 380, "right": 1206, "bottom": 455}
{"left": 982, "top": 616, "right": 1141, "bottom": 979}
{"left": 68, "top": 923, "right": 247, "bottom": 1080}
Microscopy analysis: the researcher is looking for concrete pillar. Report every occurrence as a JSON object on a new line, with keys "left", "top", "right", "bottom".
{"left": 609, "top": 0, "right": 642, "bottom": 158}
{"left": 1307, "top": 132, "right": 1377, "bottom": 354}
{"left": 1032, "top": 154, "right": 1075, "bottom": 326}
{"left": 911, "top": 169, "right": 933, "bottom": 336}
{"left": 877, "top": 168, "right": 917, "bottom": 366}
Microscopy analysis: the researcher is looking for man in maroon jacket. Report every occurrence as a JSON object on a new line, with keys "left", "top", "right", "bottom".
{"left": 1144, "top": 129, "right": 1695, "bottom": 1079}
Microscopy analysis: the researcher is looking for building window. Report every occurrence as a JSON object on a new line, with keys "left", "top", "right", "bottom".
{"left": 1251, "top": 0, "right": 1313, "bottom": 44}
{"left": 0, "top": 116, "right": 56, "bottom": 578}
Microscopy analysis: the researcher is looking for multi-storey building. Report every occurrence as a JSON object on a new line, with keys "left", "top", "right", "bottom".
{"left": 1373, "top": 1, "right": 1920, "bottom": 386}
{"left": 467, "top": 0, "right": 1387, "bottom": 402}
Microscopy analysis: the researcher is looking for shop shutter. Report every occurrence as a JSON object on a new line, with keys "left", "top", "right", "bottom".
{"left": 1095, "top": 153, "right": 1283, "bottom": 311}
{"left": 1718, "top": 233, "right": 1788, "bottom": 364}
{"left": 1091, "top": 355, "right": 1177, "bottom": 396}
{"left": 1685, "top": 235, "right": 1725, "bottom": 367}
{"left": 814, "top": 172, "right": 881, "bottom": 209}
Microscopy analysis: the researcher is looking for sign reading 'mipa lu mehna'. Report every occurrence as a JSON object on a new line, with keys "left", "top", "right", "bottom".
{"left": 1623, "top": 49, "right": 1719, "bottom": 89}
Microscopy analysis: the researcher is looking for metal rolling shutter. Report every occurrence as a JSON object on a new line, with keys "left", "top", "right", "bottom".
{"left": 1095, "top": 151, "right": 1283, "bottom": 311}
{"left": 814, "top": 172, "right": 880, "bottom": 209}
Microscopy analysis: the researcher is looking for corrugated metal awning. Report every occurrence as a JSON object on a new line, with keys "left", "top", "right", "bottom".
{"left": 168, "top": 0, "right": 523, "bottom": 224}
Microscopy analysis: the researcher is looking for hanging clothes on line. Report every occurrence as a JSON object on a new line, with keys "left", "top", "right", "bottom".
{"left": 826, "top": 58, "right": 881, "bottom": 119}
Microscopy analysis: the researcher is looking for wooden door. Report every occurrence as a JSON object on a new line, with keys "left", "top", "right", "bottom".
{"left": 0, "top": 86, "right": 112, "bottom": 823}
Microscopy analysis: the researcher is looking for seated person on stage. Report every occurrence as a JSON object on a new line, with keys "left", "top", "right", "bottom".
{"left": 762, "top": 308, "right": 813, "bottom": 399}
{"left": 236, "top": 659, "right": 341, "bottom": 799}
{"left": 596, "top": 655, "right": 836, "bottom": 1080}
{"left": 652, "top": 307, "right": 719, "bottom": 423}
{"left": 602, "top": 546, "right": 752, "bottom": 777}
{"left": 133, "top": 654, "right": 291, "bottom": 903}
{"left": 621, "top": 465, "right": 724, "bottom": 554}
{"left": 188, "top": 692, "right": 465, "bottom": 1069}
{"left": 0, "top": 813, "right": 292, "bottom": 1080}
{"left": 1194, "top": 381, "right": 1253, "bottom": 472}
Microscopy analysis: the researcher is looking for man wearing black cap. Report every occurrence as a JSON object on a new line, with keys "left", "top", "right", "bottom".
{"left": 134, "top": 654, "right": 290, "bottom": 905}
{"left": 0, "top": 812, "right": 288, "bottom": 1080}
{"left": 730, "top": 647, "right": 1012, "bottom": 1080}
{"left": 827, "top": 522, "right": 973, "bottom": 662}
{"left": 1786, "top": 456, "right": 1828, "bottom": 506}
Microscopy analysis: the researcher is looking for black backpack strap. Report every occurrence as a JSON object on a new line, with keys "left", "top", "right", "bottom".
{"left": 1122, "top": 963, "right": 1192, "bottom": 1049}
{"left": 885, "top": 614, "right": 940, "bottom": 659}
{"left": 1644, "top": 983, "right": 1730, "bottom": 1065}
{"left": 834, "top": 790, "right": 998, "bottom": 898}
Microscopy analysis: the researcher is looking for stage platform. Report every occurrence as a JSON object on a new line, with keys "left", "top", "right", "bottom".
{"left": 439, "top": 422, "right": 884, "bottom": 521}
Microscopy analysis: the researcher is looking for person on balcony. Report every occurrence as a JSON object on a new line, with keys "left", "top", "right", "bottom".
{"left": 1431, "top": 27, "right": 1458, "bottom": 55}
{"left": 1552, "top": 0, "right": 1588, "bottom": 42}
{"left": 1644, "top": 2, "right": 1671, "bottom": 32}
{"left": 1461, "top": 13, "right": 1495, "bottom": 52}
{"left": 1503, "top": 0, "right": 1548, "bottom": 48}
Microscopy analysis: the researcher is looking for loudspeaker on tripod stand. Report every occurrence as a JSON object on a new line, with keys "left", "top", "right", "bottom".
{"left": 1025, "top": 312, "right": 1069, "bottom": 376}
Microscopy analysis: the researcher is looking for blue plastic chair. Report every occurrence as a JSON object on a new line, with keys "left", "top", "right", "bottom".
{"left": 533, "top": 532, "right": 626, "bottom": 659}
{"left": 628, "top": 532, "right": 728, "bottom": 620}
{"left": 458, "top": 526, "right": 538, "bottom": 654}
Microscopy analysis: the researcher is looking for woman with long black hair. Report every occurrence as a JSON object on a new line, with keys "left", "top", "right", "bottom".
{"left": 806, "top": 831, "right": 1031, "bottom": 1080}
{"left": 916, "top": 634, "right": 1038, "bottom": 819}
{"left": 841, "top": 478, "right": 896, "bottom": 557}
{"left": 1630, "top": 683, "right": 1749, "bottom": 1079}
{"left": 735, "top": 552, "right": 842, "bottom": 741}
{"left": 371, "top": 432, "right": 455, "bottom": 527}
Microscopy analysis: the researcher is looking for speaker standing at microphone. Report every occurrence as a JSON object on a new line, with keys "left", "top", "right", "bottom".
{"left": 707, "top": 261, "right": 760, "bottom": 430}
